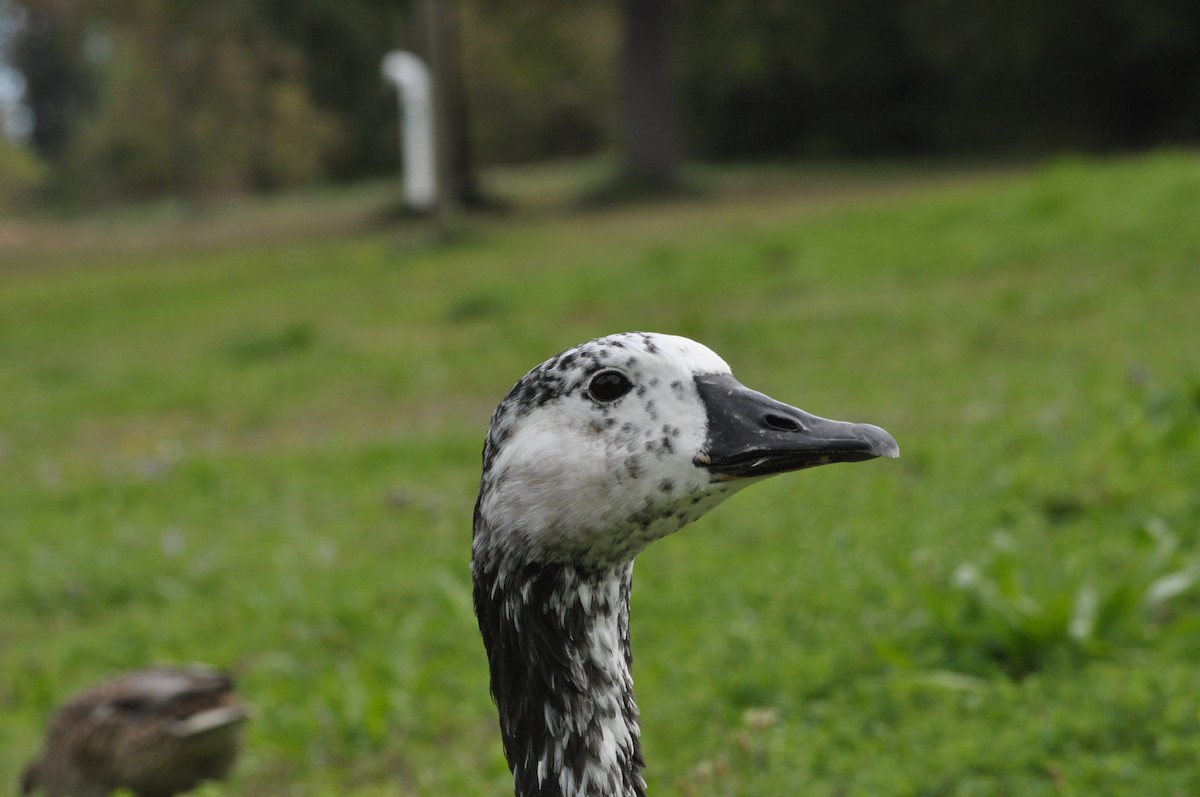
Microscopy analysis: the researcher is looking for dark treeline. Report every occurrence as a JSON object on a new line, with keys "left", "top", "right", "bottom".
{"left": 681, "top": 0, "right": 1200, "bottom": 159}
{"left": 4, "top": 0, "right": 1200, "bottom": 205}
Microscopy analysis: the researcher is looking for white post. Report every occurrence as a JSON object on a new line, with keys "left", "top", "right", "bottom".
{"left": 382, "top": 50, "right": 437, "bottom": 212}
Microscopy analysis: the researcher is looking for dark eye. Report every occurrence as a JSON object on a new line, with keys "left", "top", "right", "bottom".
{"left": 113, "top": 697, "right": 147, "bottom": 714}
{"left": 587, "top": 370, "right": 633, "bottom": 402}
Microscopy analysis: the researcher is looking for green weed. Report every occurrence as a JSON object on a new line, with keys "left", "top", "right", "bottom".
{"left": 912, "top": 518, "right": 1198, "bottom": 679}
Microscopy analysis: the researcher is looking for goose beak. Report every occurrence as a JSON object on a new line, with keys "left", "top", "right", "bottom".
{"left": 693, "top": 373, "right": 899, "bottom": 479}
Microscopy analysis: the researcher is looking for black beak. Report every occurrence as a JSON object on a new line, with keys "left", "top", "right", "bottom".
{"left": 693, "top": 373, "right": 899, "bottom": 479}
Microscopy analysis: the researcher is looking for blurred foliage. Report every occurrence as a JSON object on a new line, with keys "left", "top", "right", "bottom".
{"left": 0, "top": 133, "right": 43, "bottom": 209}
{"left": 911, "top": 518, "right": 1198, "bottom": 680}
{"left": 462, "top": 0, "right": 616, "bottom": 164}
{"left": 6, "top": 0, "right": 1200, "bottom": 205}
{"left": 904, "top": 372, "right": 1200, "bottom": 679}
{"left": 34, "top": 0, "right": 338, "bottom": 203}
{"left": 256, "top": 0, "right": 411, "bottom": 181}
{"left": 677, "top": 0, "right": 1200, "bottom": 158}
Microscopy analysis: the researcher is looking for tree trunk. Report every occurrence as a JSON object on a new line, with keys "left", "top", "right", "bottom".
{"left": 439, "top": 0, "right": 488, "bottom": 207}
{"left": 421, "top": 0, "right": 490, "bottom": 220}
{"left": 158, "top": 6, "right": 204, "bottom": 213}
{"left": 421, "top": 0, "right": 456, "bottom": 224}
{"left": 619, "top": 0, "right": 677, "bottom": 191}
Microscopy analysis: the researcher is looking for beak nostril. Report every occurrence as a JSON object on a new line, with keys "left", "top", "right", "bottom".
{"left": 763, "top": 414, "right": 802, "bottom": 433}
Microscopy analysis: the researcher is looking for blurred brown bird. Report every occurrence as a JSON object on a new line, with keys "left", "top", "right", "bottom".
{"left": 21, "top": 665, "right": 247, "bottom": 797}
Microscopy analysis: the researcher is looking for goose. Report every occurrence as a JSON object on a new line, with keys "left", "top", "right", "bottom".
{"left": 21, "top": 665, "right": 247, "bottom": 797}
{"left": 472, "top": 332, "right": 898, "bottom": 797}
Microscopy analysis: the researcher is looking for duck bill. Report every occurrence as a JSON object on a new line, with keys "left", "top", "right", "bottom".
{"left": 169, "top": 705, "right": 250, "bottom": 738}
{"left": 693, "top": 373, "right": 899, "bottom": 479}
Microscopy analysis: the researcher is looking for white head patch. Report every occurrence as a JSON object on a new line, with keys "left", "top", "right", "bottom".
{"left": 474, "top": 332, "right": 742, "bottom": 569}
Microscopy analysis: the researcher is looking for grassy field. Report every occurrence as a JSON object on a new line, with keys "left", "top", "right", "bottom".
{"left": 2, "top": 152, "right": 1199, "bottom": 796}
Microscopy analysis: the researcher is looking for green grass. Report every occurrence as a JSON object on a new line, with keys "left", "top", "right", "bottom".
{"left": 2, "top": 151, "right": 1199, "bottom": 796}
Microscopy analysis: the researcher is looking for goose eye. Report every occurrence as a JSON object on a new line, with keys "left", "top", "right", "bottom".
{"left": 587, "top": 370, "right": 633, "bottom": 402}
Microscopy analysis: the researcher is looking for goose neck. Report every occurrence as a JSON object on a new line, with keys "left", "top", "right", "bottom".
{"left": 474, "top": 559, "right": 646, "bottom": 797}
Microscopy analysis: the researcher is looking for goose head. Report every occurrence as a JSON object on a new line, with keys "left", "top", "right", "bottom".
{"left": 473, "top": 331, "right": 897, "bottom": 572}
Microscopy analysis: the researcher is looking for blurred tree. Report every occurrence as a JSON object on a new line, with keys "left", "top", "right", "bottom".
{"left": 461, "top": 0, "right": 614, "bottom": 165}
{"left": 258, "top": 0, "right": 409, "bottom": 181}
{"left": 260, "top": 0, "right": 490, "bottom": 207}
{"left": 465, "top": 0, "right": 677, "bottom": 197}
{"left": 677, "top": 0, "right": 1200, "bottom": 159}
{"left": 46, "top": 0, "right": 337, "bottom": 203}
{"left": 9, "top": 0, "right": 91, "bottom": 160}
{"left": 9, "top": 0, "right": 1200, "bottom": 208}
{"left": 903, "top": 0, "right": 1200, "bottom": 152}
{"left": 678, "top": 2, "right": 929, "bottom": 158}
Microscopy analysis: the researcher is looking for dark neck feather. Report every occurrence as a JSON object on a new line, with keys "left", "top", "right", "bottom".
{"left": 473, "top": 558, "right": 647, "bottom": 797}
